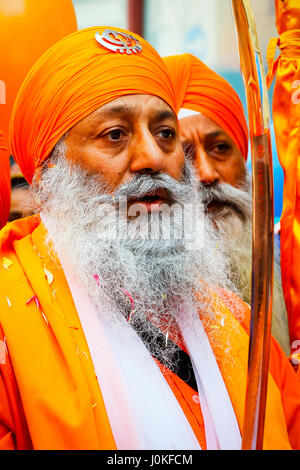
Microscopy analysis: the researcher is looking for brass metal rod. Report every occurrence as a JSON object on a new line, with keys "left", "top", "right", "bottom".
{"left": 128, "top": 0, "right": 144, "bottom": 37}
{"left": 230, "top": 0, "right": 274, "bottom": 450}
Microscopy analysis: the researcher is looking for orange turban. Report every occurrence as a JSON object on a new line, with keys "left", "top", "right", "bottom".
{"left": 163, "top": 53, "right": 249, "bottom": 160}
{"left": 0, "top": 131, "right": 11, "bottom": 229}
{"left": 10, "top": 27, "right": 177, "bottom": 184}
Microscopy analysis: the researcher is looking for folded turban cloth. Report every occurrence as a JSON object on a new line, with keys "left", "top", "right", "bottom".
{"left": 0, "top": 131, "right": 11, "bottom": 229}
{"left": 163, "top": 53, "right": 249, "bottom": 160}
{"left": 10, "top": 26, "right": 177, "bottom": 183}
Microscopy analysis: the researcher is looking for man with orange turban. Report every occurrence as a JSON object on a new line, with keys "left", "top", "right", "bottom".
{"left": 0, "top": 132, "right": 10, "bottom": 229}
{"left": 164, "top": 53, "right": 290, "bottom": 357}
{"left": 0, "top": 27, "right": 300, "bottom": 450}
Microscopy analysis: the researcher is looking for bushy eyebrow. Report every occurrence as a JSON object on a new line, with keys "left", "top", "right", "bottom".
{"left": 96, "top": 105, "right": 177, "bottom": 122}
{"left": 153, "top": 109, "right": 177, "bottom": 122}
{"left": 204, "top": 131, "right": 228, "bottom": 140}
{"left": 97, "top": 105, "right": 132, "bottom": 118}
{"left": 180, "top": 131, "right": 228, "bottom": 145}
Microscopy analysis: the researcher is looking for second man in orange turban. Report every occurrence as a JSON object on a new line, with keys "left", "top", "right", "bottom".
{"left": 164, "top": 53, "right": 290, "bottom": 356}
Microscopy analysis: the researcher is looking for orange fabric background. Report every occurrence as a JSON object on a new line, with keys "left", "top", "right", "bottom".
{"left": 267, "top": 0, "right": 300, "bottom": 346}
{"left": 0, "top": 0, "right": 77, "bottom": 161}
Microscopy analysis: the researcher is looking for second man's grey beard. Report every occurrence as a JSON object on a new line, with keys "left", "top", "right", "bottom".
{"left": 198, "top": 175, "right": 252, "bottom": 226}
{"left": 198, "top": 175, "right": 290, "bottom": 355}
{"left": 197, "top": 176, "right": 252, "bottom": 293}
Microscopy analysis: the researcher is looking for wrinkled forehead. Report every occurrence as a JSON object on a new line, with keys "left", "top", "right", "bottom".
{"left": 179, "top": 113, "right": 230, "bottom": 142}
{"left": 70, "top": 94, "right": 178, "bottom": 132}
{"left": 99, "top": 94, "right": 176, "bottom": 115}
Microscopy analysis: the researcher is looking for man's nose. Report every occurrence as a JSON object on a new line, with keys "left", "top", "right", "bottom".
{"left": 195, "top": 148, "right": 219, "bottom": 185}
{"left": 129, "top": 129, "right": 164, "bottom": 175}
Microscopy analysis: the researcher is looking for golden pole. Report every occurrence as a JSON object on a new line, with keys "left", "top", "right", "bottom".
{"left": 230, "top": 0, "right": 274, "bottom": 450}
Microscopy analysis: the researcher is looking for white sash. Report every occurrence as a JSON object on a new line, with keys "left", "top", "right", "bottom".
{"left": 62, "top": 264, "right": 201, "bottom": 450}
{"left": 177, "top": 312, "right": 242, "bottom": 449}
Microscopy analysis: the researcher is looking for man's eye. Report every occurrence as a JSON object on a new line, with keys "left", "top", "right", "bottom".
{"left": 159, "top": 128, "right": 176, "bottom": 139}
{"left": 209, "top": 142, "right": 231, "bottom": 154}
{"left": 107, "top": 129, "right": 124, "bottom": 141}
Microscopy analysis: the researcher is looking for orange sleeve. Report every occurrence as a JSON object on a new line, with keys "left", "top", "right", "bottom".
{"left": 218, "top": 286, "right": 300, "bottom": 447}
{"left": 269, "top": 337, "right": 300, "bottom": 450}
{"left": 0, "top": 325, "right": 32, "bottom": 450}
{"left": 0, "top": 327, "right": 16, "bottom": 449}
{"left": 0, "top": 371, "right": 15, "bottom": 450}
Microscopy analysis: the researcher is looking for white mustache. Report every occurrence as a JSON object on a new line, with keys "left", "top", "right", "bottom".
{"left": 198, "top": 179, "right": 251, "bottom": 220}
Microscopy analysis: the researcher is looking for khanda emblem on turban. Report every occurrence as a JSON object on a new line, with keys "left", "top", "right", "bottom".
{"left": 95, "top": 29, "right": 142, "bottom": 55}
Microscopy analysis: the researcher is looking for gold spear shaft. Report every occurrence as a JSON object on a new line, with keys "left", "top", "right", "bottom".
{"left": 230, "top": 0, "right": 274, "bottom": 450}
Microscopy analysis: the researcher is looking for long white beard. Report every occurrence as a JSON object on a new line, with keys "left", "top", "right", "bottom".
{"left": 32, "top": 141, "right": 234, "bottom": 370}
{"left": 201, "top": 177, "right": 290, "bottom": 355}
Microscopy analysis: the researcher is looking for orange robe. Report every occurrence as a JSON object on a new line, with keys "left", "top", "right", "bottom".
{"left": 0, "top": 216, "right": 299, "bottom": 450}
{"left": 266, "top": 0, "right": 300, "bottom": 348}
